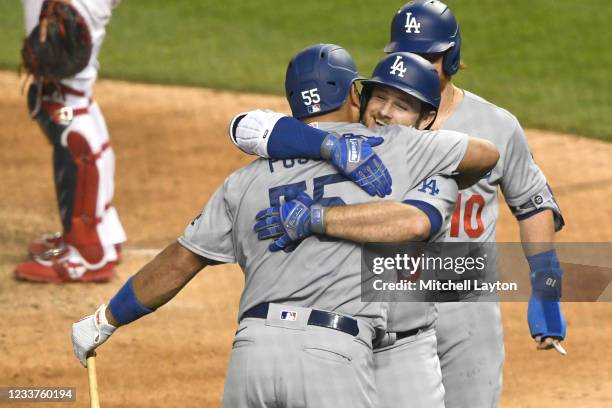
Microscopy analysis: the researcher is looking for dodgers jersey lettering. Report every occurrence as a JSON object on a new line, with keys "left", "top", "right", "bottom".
{"left": 442, "top": 91, "right": 548, "bottom": 242}
{"left": 179, "top": 122, "right": 467, "bottom": 331}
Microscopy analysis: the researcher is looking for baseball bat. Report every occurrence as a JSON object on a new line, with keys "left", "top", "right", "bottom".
{"left": 86, "top": 355, "right": 100, "bottom": 408}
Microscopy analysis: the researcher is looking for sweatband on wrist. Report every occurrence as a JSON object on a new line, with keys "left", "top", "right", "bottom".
{"left": 268, "top": 117, "right": 329, "bottom": 159}
{"left": 320, "top": 132, "right": 340, "bottom": 160}
{"left": 311, "top": 204, "right": 327, "bottom": 235}
{"left": 108, "top": 276, "right": 153, "bottom": 325}
{"left": 527, "top": 249, "right": 562, "bottom": 300}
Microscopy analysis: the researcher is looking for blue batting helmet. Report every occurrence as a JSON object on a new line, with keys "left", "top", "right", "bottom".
{"left": 285, "top": 44, "right": 361, "bottom": 119}
{"left": 361, "top": 52, "right": 441, "bottom": 111}
{"left": 384, "top": 0, "right": 461, "bottom": 76}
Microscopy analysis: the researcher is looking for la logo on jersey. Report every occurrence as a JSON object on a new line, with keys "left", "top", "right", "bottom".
{"left": 390, "top": 55, "right": 407, "bottom": 78}
{"left": 404, "top": 12, "right": 421, "bottom": 33}
{"left": 418, "top": 178, "right": 440, "bottom": 196}
{"left": 280, "top": 311, "right": 297, "bottom": 321}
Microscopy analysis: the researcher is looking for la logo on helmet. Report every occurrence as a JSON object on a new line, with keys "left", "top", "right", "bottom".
{"left": 390, "top": 55, "right": 407, "bottom": 78}
{"left": 404, "top": 12, "right": 421, "bottom": 33}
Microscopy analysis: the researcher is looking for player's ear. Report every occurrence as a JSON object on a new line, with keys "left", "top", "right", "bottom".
{"left": 416, "top": 110, "right": 437, "bottom": 130}
{"left": 347, "top": 83, "right": 361, "bottom": 123}
{"left": 349, "top": 82, "right": 360, "bottom": 110}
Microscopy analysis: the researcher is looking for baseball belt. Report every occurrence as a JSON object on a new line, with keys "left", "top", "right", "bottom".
{"left": 242, "top": 303, "right": 359, "bottom": 336}
{"left": 396, "top": 327, "right": 420, "bottom": 340}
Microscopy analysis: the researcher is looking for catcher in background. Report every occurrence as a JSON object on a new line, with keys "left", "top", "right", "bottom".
{"left": 16, "top": 0, "right": 125, "bottom": 283}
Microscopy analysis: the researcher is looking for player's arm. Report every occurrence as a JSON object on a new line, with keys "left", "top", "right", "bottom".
{"left": 229, "top": 110, "right": 391, "bottom": 197}
{"left": 70, "top": 242, "right": 215, "bottom": 366}
{"left": 107, "top": 242, "right": 211, "bottom": 326}
{"left": 415, "top": 128, "right": 498, "bottom": 189}
{"left": 229, "top": 110, "right": 498, "bottom": 190}
{"left": 254, "top": 176, "right": 457, "bottom": 250}
{"left": 72, "top": 182, "right": 237, "bottom": 366}
{"left": 255, "top": 197, "right": 433, "bottom": 251}
{"left": 453, "top": 136, "right": 499, "bottom": 189}
{"left": 322, "top": 201, "right": 432, "bottom": 243}
{"left": 522, "top": 211, "right": 566, "bottom": 353}
{"left": 501, "top": 120, "right": 566, "bottom": 352}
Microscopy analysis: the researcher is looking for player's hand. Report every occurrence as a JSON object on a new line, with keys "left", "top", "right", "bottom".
{"left": 71, "top": 304, "right": 117, "bottom": 367}
{"left": 321, "top": 133, "right": 392, "bottom": 198}
{"left": 527, "top": 297, "right": 567, "bottom": 355}
{"left": 534, "top": 336, "right": 566, "bottom": 355}
{"left": 254, "top": 190, "right": 314, "bottom": 252}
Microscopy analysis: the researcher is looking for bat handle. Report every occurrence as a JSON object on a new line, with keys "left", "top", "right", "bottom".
{"left": 86, "top": 355, "right": 100, "bottom": 408}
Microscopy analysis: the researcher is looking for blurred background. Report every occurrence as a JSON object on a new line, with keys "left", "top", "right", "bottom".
{"left": 1, "top": 0, "right": 610, "bottom": 139}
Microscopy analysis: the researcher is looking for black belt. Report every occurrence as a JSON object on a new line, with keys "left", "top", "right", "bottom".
{"left": 396, "top": 328, "right": 420, "bottom": 340}
{"left": 242, "top": 303, "right": 359, "bottom": 337}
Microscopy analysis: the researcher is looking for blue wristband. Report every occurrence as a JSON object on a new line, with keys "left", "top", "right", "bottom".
{"left": 108, "top": 276, "right": 153, "bottom": 325}
{"left": 527, "top": 249, "right": 562, "bottom": 300}
{"left": 268, "top": 117, "right": 328, "bottom": 159}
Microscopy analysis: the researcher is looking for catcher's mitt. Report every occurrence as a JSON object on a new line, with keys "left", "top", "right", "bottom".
{"left": 21, "top": 0, "right": 92, "bottom": 81}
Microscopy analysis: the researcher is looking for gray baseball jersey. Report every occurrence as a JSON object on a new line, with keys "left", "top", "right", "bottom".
{"left": 435, "top": 90, "right": 551, "bottom": 408}
{"left": 442, "top": 90, "right": 548, "bottom": 243}
{"left": 386, "top": 173, "right": 458, "bottom": 333}
{"left": 178, "top": 121, "right": 467, "bottom": 332}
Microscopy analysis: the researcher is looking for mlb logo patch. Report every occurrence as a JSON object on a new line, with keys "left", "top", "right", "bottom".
{"left": 307, "top": 104, "right": 321, "bottom": 114}
{"left": 280, "top": 311, "right": 298, "bottom": 321}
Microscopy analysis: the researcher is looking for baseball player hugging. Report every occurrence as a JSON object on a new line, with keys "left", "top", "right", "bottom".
{"left": 234, "top": 2, "right": 566, "bottom": 407}
{"left": 71, "top": 44, "right": 498, "bottom": 407}
{"left": 227, "top": 44, "right": 500, "bottom": 407}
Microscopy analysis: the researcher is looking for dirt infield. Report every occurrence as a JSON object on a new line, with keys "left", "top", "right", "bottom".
{"left": 0, "top": 71, "right": 611, "bottom": 407}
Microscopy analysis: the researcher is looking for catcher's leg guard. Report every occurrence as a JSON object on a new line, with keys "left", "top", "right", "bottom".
{"left": 29, "top": 92, "right": 123, "bottom": 266}
{"left": 88, "top": 102, "right": 127, "bottom": 249}
{"left": 62, "top": 130, "right": 106, "bottom": 265}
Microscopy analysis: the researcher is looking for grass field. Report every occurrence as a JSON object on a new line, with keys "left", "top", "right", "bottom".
{"left": 1, "top": 0, "right": 610, "bottom": 139}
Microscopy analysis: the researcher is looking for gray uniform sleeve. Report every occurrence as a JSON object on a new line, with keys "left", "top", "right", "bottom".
{"left": 177, "top": 181, "right": 236, "bottom": 263}
{"left": 391, "top": 126, "right": 469, "bottom": 181}
{"left": 403, "top": 175, "right": 458, "bottom": 238}
{"left": 499, "top": 120, "right": 548, "bottom": 206}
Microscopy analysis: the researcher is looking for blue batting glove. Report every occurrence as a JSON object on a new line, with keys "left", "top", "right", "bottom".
{"left": 321, "top": 133, "right": 392, "bottom": 198}
{"left": 254, "top": 207, "right": 284, "bottom": 240}
{"left": 527, "top": 297, "right": 566, "bottom": 340}
{"left": 254, "top": 190, "right": 315, "bottom": 252}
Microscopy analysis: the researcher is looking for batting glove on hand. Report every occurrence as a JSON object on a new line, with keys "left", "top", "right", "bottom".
{"left": 72, "top": 304, "right": 116, "bottom": 367}
{"left": 321, "top": 133, "right": 392, "bottom": 198}
{"left": 254, "top": 190, "right": 318, "bottom": 252}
